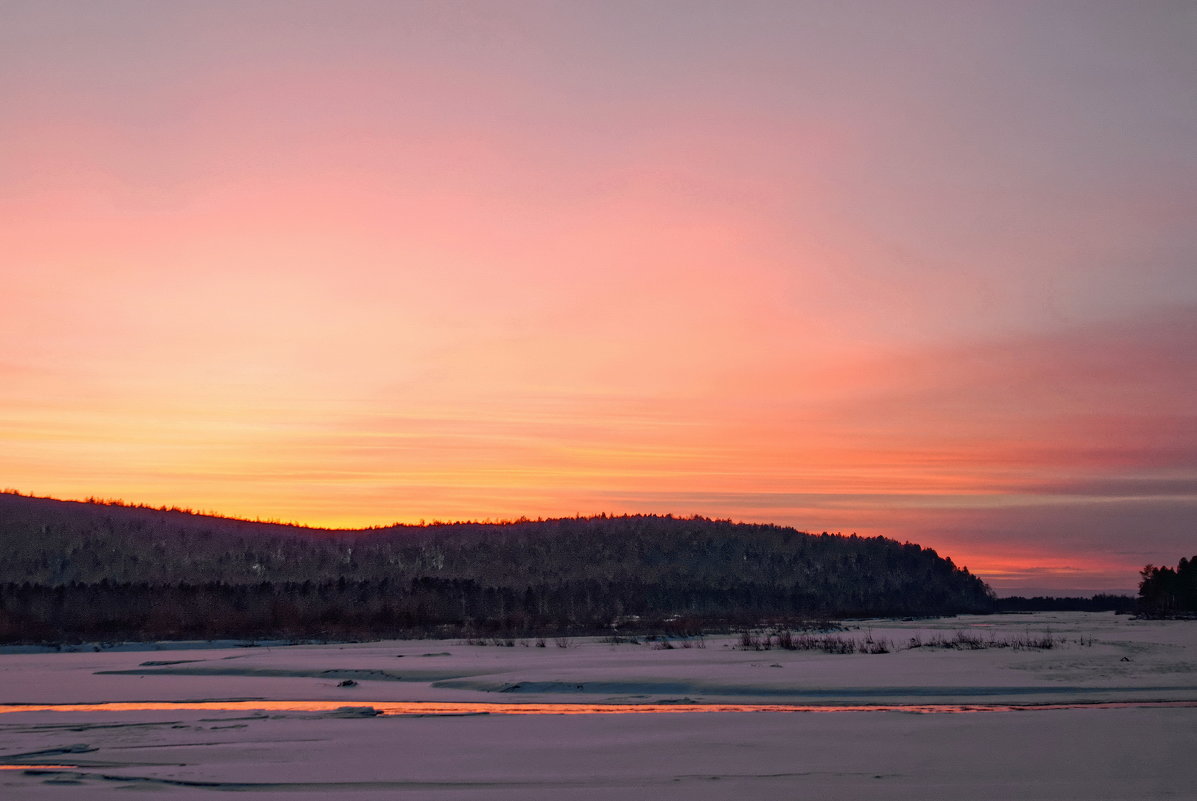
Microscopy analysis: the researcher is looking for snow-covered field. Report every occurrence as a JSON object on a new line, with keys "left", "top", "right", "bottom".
{"left": 1, "top": 612, "right": 1194, "bottom": 799}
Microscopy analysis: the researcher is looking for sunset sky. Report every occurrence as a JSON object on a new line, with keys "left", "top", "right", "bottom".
{"left": 3, "top": 1, "right": 1195, "bottom": 593}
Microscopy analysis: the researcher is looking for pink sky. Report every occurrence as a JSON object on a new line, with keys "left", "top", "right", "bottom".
{"left": 3, "top": 1, "right": 1195, "bottom": 593}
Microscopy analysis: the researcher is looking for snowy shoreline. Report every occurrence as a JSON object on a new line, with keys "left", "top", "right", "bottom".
{"left": 2, "top": 612, "right": 1194, "bottom": 799}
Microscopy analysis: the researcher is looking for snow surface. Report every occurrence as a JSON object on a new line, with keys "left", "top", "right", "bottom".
{"left": 1, "top": 612, "right": 1194, "bottom": 799}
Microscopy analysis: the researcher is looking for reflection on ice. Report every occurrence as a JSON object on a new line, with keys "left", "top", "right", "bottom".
{"left": 1, "top": 700, "right": 1194, "bottom": 716}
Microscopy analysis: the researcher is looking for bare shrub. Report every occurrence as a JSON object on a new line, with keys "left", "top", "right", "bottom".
{"left": 738, "top": 631, "right": 763, "bottom": 650}
{"left": 951, "top": 630, "right": 987, "bottom": 650}
{"left": 818, "top": 635, "right": 856, "bottom": 654}
{"left": 908, "top": 629, "right": 1062, "bottom": 651}
{"left": 1010, "top": 631, "right": 1059, "bottom": 650}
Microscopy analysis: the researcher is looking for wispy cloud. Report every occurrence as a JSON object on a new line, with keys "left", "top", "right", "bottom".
{"left": 2, "top": 2, "right": 1194, "bottom": 592}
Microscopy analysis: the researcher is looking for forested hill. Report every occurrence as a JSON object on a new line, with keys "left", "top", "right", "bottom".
{"left": 0, "top": 492, "right": 995, "bottom": 640}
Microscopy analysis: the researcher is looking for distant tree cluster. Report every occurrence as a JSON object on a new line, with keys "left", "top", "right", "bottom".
{"left": 995, "top": 594, "right": 1136, "bottom": 613}
{"left": 1138, "top": 556, "right": 1197, "bottom": 616}
{"left": 0, "top": 493, "right": 996, "bottom": 642}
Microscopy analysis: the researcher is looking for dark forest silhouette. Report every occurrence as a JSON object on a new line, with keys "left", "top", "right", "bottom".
{"left": 994, "top": 594, "right": 1135, "bottom": 613}
{"left": 0, "top": 492, "right": 1000, "bottom": 642}
{"left": 1139, "top": 556, "right": 1197, "bottom": 616}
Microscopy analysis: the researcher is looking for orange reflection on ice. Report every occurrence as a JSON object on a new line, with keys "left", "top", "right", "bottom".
{"left": 1, "top": 701, "right": 1193, "bottom": 716}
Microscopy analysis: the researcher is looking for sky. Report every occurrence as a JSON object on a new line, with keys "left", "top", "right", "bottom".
{"left": 2, "top": 1, "right": 1195, "bottom": 594}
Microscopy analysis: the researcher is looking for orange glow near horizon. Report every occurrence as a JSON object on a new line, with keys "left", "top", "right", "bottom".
{"left": 3, "top": 3, "right": 1195, "bottom": 593}
{"left": 3, "top": 701, "right": 1191, "bottom": 717}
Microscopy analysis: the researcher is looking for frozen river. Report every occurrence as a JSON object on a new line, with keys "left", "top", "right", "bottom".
{"left": 2, "top": 612, "right": 1195, "bottom": 799}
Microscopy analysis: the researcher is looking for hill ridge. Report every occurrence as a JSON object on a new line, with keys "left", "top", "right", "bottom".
{"left": 0, "top": 492, "right": 995, "bottom": 641}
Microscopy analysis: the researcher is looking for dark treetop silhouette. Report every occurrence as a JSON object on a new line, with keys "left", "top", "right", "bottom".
{"left": 0, "top": 492, "right": 995, "bottom": 641}
{"left": 1139, "top": 556, "right": 1197, "bottom": 616}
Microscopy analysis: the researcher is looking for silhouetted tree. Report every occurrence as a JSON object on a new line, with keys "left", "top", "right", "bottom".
{"left": 1138, "top": 555, "right": 1197, "bottom": 615}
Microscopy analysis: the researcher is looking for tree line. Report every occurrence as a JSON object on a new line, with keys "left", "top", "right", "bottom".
{"left": 994, "top": 594, "right": 1136, "bottom": 613}
{"left": 0, "top": 492, "right": 996, "bottom": 642}
{"left": 1139, "top": 556, "right": 1197, "bottom": 616}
